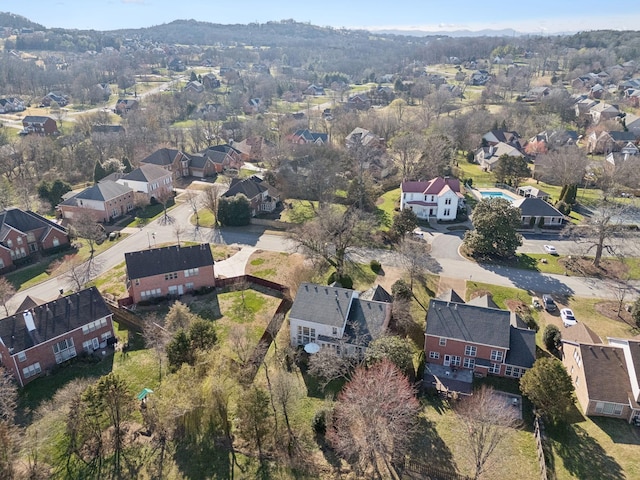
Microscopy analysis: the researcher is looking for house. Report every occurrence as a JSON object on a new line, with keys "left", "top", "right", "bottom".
{"left": 0, "top": 207, "right": 69, "bottom": 272}
{"left": 41, "top": 92, "right": 68, "bottom": 107}
{"left": 243, "top": 98, "right": 263, "bottom": 115}
{"left": 20, "top": 116, "right": 58, "bottom": 136}
{"left": 114, "top": 98, "right": 138, "bottom": 115}
{"left": 400, "top": 177, "right": 463, "bottom": 221}
{"left": 482, "top": 130, "right": 523, "bottom": 149}
{"left": 231, "top": 136, "right": 273, "bottom": 162}
{"left": 516, "top": 186, "right": 550, "bottom": 201}
{"left": 190, "top": 144, "right": 243, "bottom": 176}
{"left": 140, "top": 148, "right": 191, "bottom": 179}
{"left": 167, "top": 58, "right": 185, "bottom": 72}
{"left": 562, "top": 335, "right": 640, "bottom": 423}
{"left": 0, "top": 287, "right": 115, "bottom": 387}
{"left": 513, "top": 197, "right": 564, "bottom": 228}
{"left": 91, "top": 124, "right": 125, "bottom": 135}
{"left": 524, "top": 130, "right": 578, "bottom": 156}
{"left": 589, "top": 103, "right": 621, "bottom": 124}
{"left": 125, "top": 244, "right": 215, "bottom": 303}
{"left": 522, "top": 86, "right": 550, "bottom": 102}
{"left": 201, "top": 73, "right": 220, "bottom": 89}
{"left": 574, "top": 97, "right": 599, "bottom": 117}
{"left": 304, "top": 84, "right": 325, "bottom": 96}
{"left": 346, "top": 93, "right": 371, "bottom": 110}
{"left": 0, "top": 97, "right": 25, "bottom": 113}
{"left": 470, "top": 70, "right": 490, "bottom": 86}
{"left": 345, "top": 127, "right": 386, "bottom": 150}
{"left": 474, "top": 142, "right": 524, "bottom": 171}
{"left": 57, "top": 181, "right": 134, "bottom": 223}
{"left": 116, "top": 164, "right": 173, "bottom": 204}
{"left": 222, "top": 176, "right": 280, "bottom": 216}
{"left": 622, "top": 113, "right": 640, "bottom": 137}
{"left": 587, "top": 131, "right": 637, "bottom": 155}
{"left": 287, "top": 129, "right": 328, "bottom": 145}
{"left": 289, "top": 283, "right": 391, "bottom": 354}
{"left": 424, "top": 291, "right": 536, "bottom": 394}
{"left": 183, "top": 80, "right": 204, "bottom": 94}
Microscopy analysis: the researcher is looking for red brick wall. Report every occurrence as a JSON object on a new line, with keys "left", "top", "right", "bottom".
{"left": 425, "top": 335, "right": 507, "bottom": 376}
{"left": 129, "top": 264, "right": 215, "bottom": 303}
{"left": 0, "top": 247, "right": 13, "bottom": 271}
{"left": 3, "top": 229, "right": 29, "bottom": 259}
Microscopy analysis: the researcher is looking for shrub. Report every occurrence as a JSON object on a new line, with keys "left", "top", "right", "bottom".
{"left": 466, "top": 151, "right": 475, "bottom": 163}
{"left": 543, "top": 324, "right": 561, "bottom": 352}
{"left": 391, "top": 279, "right": 412, "bottom": 300}
{"left": 312, "top": 409, "right": 327, "bottom": 435}
{"left": 370, "top": 260, "right": 382, "bottom": 273}
{"left": 327, "top": 272, "right": 353, "bottom": 289}
{"left": 523, "top": 313, "right": 539, "bottom": 332}
{"left": 632, "top": 297, "right": 640, "bottom": 328}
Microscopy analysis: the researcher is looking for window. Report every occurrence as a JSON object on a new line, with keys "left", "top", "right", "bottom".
{"left": 53, "top": 338, "right": 76, "bottom": 364}
{"left": 6, "top": 239, "right": 12, "bottom": 248}
{"left": 505, "top": 365, "right": 512, "bottom": 376}
{"left": 134, "top": 279, "right": 140, "bottom": 286}
{"left": 16, "top": 236, "right": 22, "bottom": 245}
{"left": 595, "top": 402, "right": 623, "bottom": 416}
{"left": 332, "top": 327, "right": 338, "bottom": 336}
{"left": 101, "top": 331, "right": 112, "bottom": 341}
{"left": 464, "top": 345, "right": 477, "bottom": 357}
{"left": 489, "top": 363, "right": 501, "bottom": 374}
{"left": 184, "top": 268, "right": 199, "bottom": 277}
{"left": 185, "top": 282, "right": 194, "bottom": 291}
{"left": 164, "top": 272, "right": 178, "bottom": 281}
{"left": 141, "top": 288, "right": 162, "bottom": 299}
{"left": 52, "top": 237, "right": 60, "bottom": 247}
{"left": 463, "top": 358, "right": 475, "bottom": 369}
{"left": 573, "top": 349, "right": 582, "bottom": 367}
{"left": 429, "top": 351, "right": 440, "bottom": 359}
{"left": 17, "top": 351, "right": 26, "bottom": 362}
{"left": 575, "top": 376, "right": 580, "bottom": 386}
{"left": 490, "top": 350, "right": 504, "bottom": 362}
{"left": 22, "top": 362, "right": 41, "bottom": 379}
{"left": 505, "top": 366, "right": 525, "bottom": 378}
{"left": 82, "top": 318, "right": 108, "bottom": 334}
{"left": 450, "top": 355, "right": 461, "bottom": 367}
{"left": 296, "top": 325, "right": 316, "bottom": 346}
{"left": 445, "top": 198, "right": 451, "bottom": 205}
{"left": 439, "top": 337, "right": 447, "bottom": 346}
{"left": 82, "top": 340, "right": 94, "bottom": 352}
{"left": 168, "top": 285, "right": 178, "bottom": 295}
{"left": 443, "top": 208, "right": 451, "bottom": 216}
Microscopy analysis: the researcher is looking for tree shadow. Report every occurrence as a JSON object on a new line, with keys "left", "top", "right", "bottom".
{"left": 480, "top": 262, "right": 576, "bottom": 298}
{"left": 549, "top": 423, "right": 625, "bottom": 480}
{"left": 591, "top": 417, "right": 640, "bottom": 445}
{"left": 410, "top": 404, "right": 459, "bottom": 475}
{"left": 174, "top": 434, "right": 234, "bottom": 479}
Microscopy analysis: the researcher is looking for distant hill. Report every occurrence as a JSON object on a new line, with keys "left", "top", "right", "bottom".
{"left": 0, "top": 11, "right": 44, "bottom": 30}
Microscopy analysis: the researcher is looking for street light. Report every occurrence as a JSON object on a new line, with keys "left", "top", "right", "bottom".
{"left": 147, "top": 231, "right": 156, "bottom": 248}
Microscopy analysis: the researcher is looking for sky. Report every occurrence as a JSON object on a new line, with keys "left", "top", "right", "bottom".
{"left": 2, "top": 0, "right": 640, "bottom": 34}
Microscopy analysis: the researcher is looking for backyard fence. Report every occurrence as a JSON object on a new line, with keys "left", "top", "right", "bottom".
{"left": 534, "top": 414, "right": 550, "bottom": 480}
{"left": 396, "top": 458, "right": 473, "bottom": 480}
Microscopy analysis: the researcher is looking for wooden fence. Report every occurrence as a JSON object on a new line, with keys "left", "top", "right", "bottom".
{"left": 534, "top": 415, "right": 550, "bottom": 480}
{"left": 397, "top": 458, "right": 473, "bottom": 480}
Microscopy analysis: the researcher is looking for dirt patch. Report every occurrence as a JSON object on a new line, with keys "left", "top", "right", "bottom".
{"left": 245, "top": 250, "right": 307, "bottom": 286}
{"left": 594, "top": 301, "right": 636, "bottom": 327}
{"left": 505, "top": 299, "right": 529, "bottom": 315}
{"left": 561, "top": 256, "right": 629, "bottom": 280}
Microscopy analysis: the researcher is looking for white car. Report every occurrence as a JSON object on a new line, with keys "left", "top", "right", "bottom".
{"left": 544, "top": 245, "right": 558, "bottom": 255}
{"left": 560, "top": 308, "right": 578, "bottom": 327}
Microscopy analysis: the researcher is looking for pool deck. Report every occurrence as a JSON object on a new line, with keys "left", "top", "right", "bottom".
{"left": 473, "top": 187, "right": 523, "bottom": 202}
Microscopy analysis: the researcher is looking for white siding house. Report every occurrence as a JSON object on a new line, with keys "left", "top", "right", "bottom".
{"left": 400, "top": 177, "right": 463, "bottom": 221}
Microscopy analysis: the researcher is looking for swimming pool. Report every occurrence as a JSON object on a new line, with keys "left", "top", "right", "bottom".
{"left": 480, "top": 191, "right": 517, "bottom": 202}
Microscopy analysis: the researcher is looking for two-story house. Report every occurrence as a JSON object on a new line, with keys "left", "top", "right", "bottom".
{"left": 20, "top": 116, "right": 58, "bottom": 136}
{"left": 222, "top": 176, "right": 280, "bottom": 216}
{"left": 0, "top": 207, "right": 69, "bottom": 272}
{"left": 140, "top": 148, "right": 191, "bottom": 179}
{"left": 289, "top": 283, "right": 391, "bottom": 355}
{"left": 116, "top": 164, "right": 173, "bottom": 204}
{"left": 287, "top": 129, "right": 328, "bottom": 145}
{"left": 57, "top": 180, "right": 135, "bottom": 223}
{"left": 124, "top": 244, "right": 215, "bottom": 303}
{"left": 400, "top": 177, "right": 463, "bottom": 221}
{"left": 0, "top": 287, "right": 115, "bottom": 386}
{"left": 424, "top": 291, "right": 536, "bottom": 393}
{"left": 189, "top": 144, "right": 243, "bottom": 176}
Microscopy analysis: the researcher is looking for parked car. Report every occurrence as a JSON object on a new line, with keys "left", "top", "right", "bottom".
{"left": 560, "top": 308, "right": 578, "bottom": 326}
{"left": 543, "top": 244, "right": 558, "bottom": 255}
{"left": 542, "top": 294, "right": 557, "bottom": 312}
{"left": 531, "top": 296, "right": 541, "bottom": 309}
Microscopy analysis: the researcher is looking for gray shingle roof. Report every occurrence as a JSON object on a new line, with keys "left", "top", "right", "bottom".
{"left": 223, "top": 177, "right": 268, "bottom": 199}
{"left": 343, "top": 298, "right": 390, "bottom": 345}
{"left": 512, "top": 197, "right": 563, "bottom": 217}
{"left": 290, "top": 283, "right": 355, "bottom": 328}
{"left": 141, "top": 148, "right": 182, "bottom": 167}
{"left": 60, "top": 181, "right": 131, "bottom": 204}
{"left": 0, "top": 208, "right": 67, "bottom": 239}
{"left": 426, "top": 299, "right": 511, "bottom": 348}
{"left": 505, "top": 327, "right": 536, "bottom": 368}
{"left": 0, "top": 287, "right": 110, "bottom": 354}
{"left": 125, "top": 244, "right": 214, "bottom": 280}
{"left": 121, "top": 164, "right": 170, "bottom": 183}
{"left": 580, "top": 344, "right": 632, "bottom": 404}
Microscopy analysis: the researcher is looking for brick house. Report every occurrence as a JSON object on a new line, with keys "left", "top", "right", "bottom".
{"left": 189, "top": 145, "right": 243, "bottom": 177}
{"left": 125, "top": 244, "right": 215, "bottom": 303}
{"left": 0, "top": 208, "right": 69, "bottom": 272}
{"left": 400, "top": 177, "right": 464, "bottom": 221}
{"left": 0, "top": 287, "right": 115, "bottom": 386}
{"left": 286, "top": 129, "right": 328, "bottom": 145}
{"left": 140, "top": 148, "right": 191, "bottom": 179}
{"left": 562, "top": 333, "right": 640, "bottom": 423}
{"left": 116, "top": 164, "right": 173, "bottom": 204}
{"left": 57, "top": 180, "right": 134, "bottom": 223}
{"left": 288, "top": 283, "right": 391, "bottom": 355}
{"left": 222, "top": 176, "right": 281, "bottom": 216}
{"left": 424, "top": 291, "right": 536, "bottom": 393}
{"left": 20, "top": 116, "right": 58, "bottom": 136}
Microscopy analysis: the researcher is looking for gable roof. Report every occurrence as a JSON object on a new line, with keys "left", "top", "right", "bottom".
{"left": 60, "top": 181, "right": 131, "bottom": 204}
{"left": 0, "top": 208, "right": 67, "bottom": 238}
{"left": 120, "top": 164, "right": 171, "bottom": 183}
{"left": 562, "top": 323, "right": 603, "bottom": 345}
{"left": 426, "top": 299, "right": 512, "bottom": 349}
{"left": 125, "top": 244, "right": 214, "bottom": 280}
{"left": 401, "top": 177, "right": 461, "bottom": 195}
{"left": 0, "top": 287, "right": 110, "bottom": 354}
{"left": 290, "top": 283, "right": 354, "bottom": 328}
{"left": 512, "top": 197, "right": 563, "bottom": 217}
{"left": 505, "top": 327, "right": 536, "bottom": 367}
{"left": 200, "top": 144, "right": 240, "bottom": 164}
{"left": 223, "top": 176, "right": 273, "bottom": 199}
{"left": 360, "top": 284, "right": 393, "bottom": 303}
{"left": 437, "top": 289, "right": 465, "bottom": 304}
{"left": 290, "top": 129, "right": 328, "bottom": 144}
{"left": 140, "top": 148, "right": 183, "bottom": 167}
{"left": 343, "top": 299, "right": 391, "bottom": 345}
{"left": 467, "top": 294, "right": 499, "bottom": 309}
{"left": 22, "top": 115, "right": 54, "bottom": 124}
{"left": 580, "top": 343, "right": 632, "bottom": 405}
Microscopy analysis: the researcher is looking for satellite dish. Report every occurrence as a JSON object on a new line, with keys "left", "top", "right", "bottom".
{"left": 304, "top": 342, "right": 320, "bottom": 354}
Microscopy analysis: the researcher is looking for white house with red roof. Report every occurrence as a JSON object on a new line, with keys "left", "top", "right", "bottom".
{"left": 400, "top": 177, "right": 463, "bottom": 221}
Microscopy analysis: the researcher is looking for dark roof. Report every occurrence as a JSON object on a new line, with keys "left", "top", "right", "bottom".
{"left": 22, "top": 115, "right": 53, "bottom": 124}
{"left": 426, "top": 299, "right": 511, "bottom": 349}
{"left": 223, "top": 176, "right": 269, "bottom": 199}
{"left": 290, "top": 283, "right": 354, "bottom": 328}
{"left": 125, "top": 244, "right": 214, "bottom": 280}
{"left": 0, "top": 287, "right": 111, "bottom": 354}
{"left": 121, "top": 164, "right": 171, "bottom": 183}
{"left": 581, "top": 344, "right": 632, "bottom": 404}
{"left": 467, "top": 294, "right": 499, "bottom": 309}
{"left": 60, "top": 181, "right": 131, "bottom": 204}
{"left": 505, "top": 327, "right": 536, "bottom": 368}
{"left": 291, "top": 129, "right": 328, "bottom": 143}
{"left": 141, "top": 148, "right": 182, "bottom": 167}
{"left": 360, "top": 285, "right": 393, "bottom": 303}
{"left": 608, "top": 131, "right": 637, "bottom": 142}
{"left": 0, "top": 208, "right": 67, "bottom": 238}
{"left": 92, "top": 124, "right": 125, "bottom": 134}
{"left": 343, "top": 299, "right": 391, "bottom": 345}
{"left": 13, "top": 295, "right": 46, "bottom": 315}
{"left": 513, "top": 197, "right": 563, "bottom": 217}
{"left": 187, "top": 153, "right": 208, "bottom": 169}
{"left": 199, "top": 144, "right": 240, "bottom": 165}
{"left": 437, "top": 289, "right": 465, "bottom": 303}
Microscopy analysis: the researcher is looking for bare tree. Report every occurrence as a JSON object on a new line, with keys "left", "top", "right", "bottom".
{"left": 0, "top": 367, "right": 18, "bottom": 480}
{"left": 399, "top": 238, "right": 433, "bottom": 291}
{"left": 185, "top": 190, "right": 201, "bottom": 227}
{"left": 414, "top": 133, "right": 455, "bottom": 180}
{"left": 71, "top": 213, "right": 105, "bottom": 257}
{"left": 533, "top": 146, "right": 588, "bottom": 187}
{"left": 455, "top": 385, "right": 522, "bottom": 480}
{"left": 142, "top": 316, "right": 170, "bottom": 383}
{"left": 308, "top": 347, "right": 358, "bottom": 390}
{"left": 201, "top": 185, "right": 222, "bottom": 227}
{"left": 60, "top": 254, "right": 103, "bottom": 292}
{"left": 390, "top": 131, "right": 425, "bottom": 181}
{"left": 156, "top": 187, "right": 175, "bottom": 225}
{"left": 173, "top": 222, "right": 186, "bottom": 246}
{"left": 327, "top": 359, "right": 419, "bottom": 478}
{"left": 0, "top": 278, "right": 15, "bottom": 316}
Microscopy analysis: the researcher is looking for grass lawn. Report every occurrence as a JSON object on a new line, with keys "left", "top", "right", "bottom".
{"left": 279, "top": 199, "right": 319, "bottom": 223}
{"left": 123, "top": 201, "right": 174, "bottom": 228}
{"left": 376, "top": 188, "right": 400, "bottom": 230}
{"left": 465, "top": 281, "right": 531, "bottom": 308}
{"left": 192, "top": 208, "right": 216, "bottom": 227}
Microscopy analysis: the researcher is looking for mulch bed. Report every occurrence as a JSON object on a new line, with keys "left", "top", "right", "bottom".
{"left": 594, "top": 301, "right": 636, "bottom": 326}
{"left": 560, "top": 256, "right": 629, "bottom": 280}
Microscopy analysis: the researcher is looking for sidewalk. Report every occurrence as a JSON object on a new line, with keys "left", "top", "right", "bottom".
{"left": 214, "top": 246, "right": 257, "bottom": 278}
